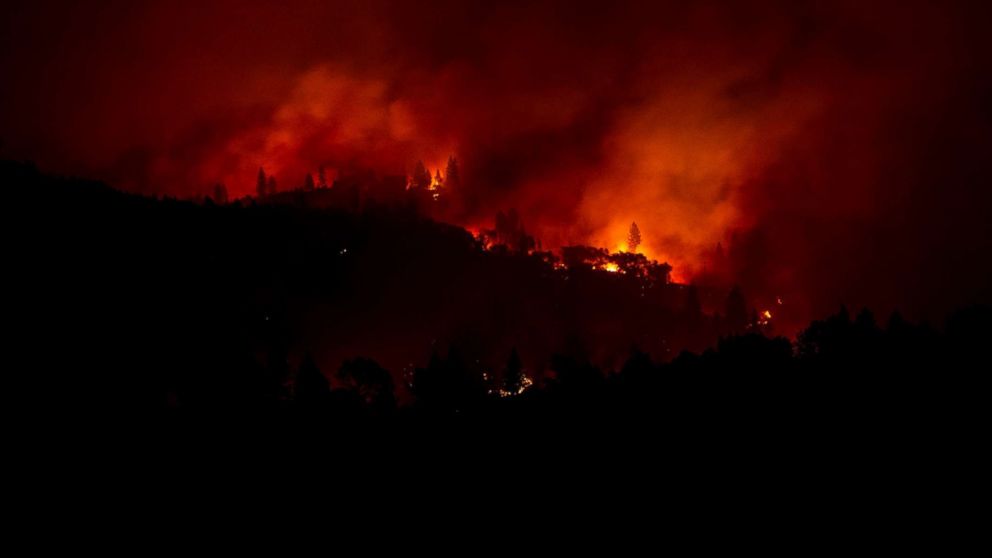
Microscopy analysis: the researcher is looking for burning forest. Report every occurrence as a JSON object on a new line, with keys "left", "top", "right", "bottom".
{"left": 3, "top": 2, "right": 992, "bottom": 489}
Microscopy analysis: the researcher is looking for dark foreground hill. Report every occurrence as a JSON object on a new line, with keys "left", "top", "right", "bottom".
{"left": 3, "top": 160, "right": 989, "bottom": 451}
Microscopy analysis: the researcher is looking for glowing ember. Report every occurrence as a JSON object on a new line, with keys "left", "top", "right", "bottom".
{"left": 756, "top": 309, "right": 773, "bottom": 327}
{"left": 497, "top": 375, "right": 534, "bottom": 398}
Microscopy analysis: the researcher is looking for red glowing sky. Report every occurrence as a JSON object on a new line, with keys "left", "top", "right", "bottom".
{"left": 2, "top": 0, "right": 991, "bottom": 324}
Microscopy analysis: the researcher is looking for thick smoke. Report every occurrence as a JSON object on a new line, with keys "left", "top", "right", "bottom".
{"left": 3, "top": 0, "right": 991, "bottom": 326}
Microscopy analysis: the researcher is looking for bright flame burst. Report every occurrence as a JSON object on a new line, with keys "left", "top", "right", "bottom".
{"left": 757, "top": 309, "right": 773, "bottom": 327}
{"left": 603, "top": 262, "right": 620, "bottom": 273}
{"left": 494, "top": 375, "right": 534, "bottom": 398}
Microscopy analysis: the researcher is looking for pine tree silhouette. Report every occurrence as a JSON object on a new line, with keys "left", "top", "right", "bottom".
{"left": 256, "top": 168, "right": 267, "bottom": 198}
{"left": 445, "top": 156, "right": 461, "bottom": 190}
{"left": 725, "top": 285, "right": 748, "bottom": 333}
{"left": 317, "top": 165, "right": 328, "bottom": 189}
{"left": 411, "top": 160, "right": 431, "bottom": 190}
{"left": 212, "top": 183, "right": 228, "bottom": 204}
{"left": 628, "top": 222, "right": 641, "bottom": 252}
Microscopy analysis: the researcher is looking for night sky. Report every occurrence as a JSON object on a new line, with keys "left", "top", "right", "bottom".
{"left": 3, "top": 0, "right": 991, "bottom": 327}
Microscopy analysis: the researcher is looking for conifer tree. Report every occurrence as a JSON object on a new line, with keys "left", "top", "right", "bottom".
{"left": 256, "top": 168, "right": 267, "bottom": 198}
{"left": 317, "top": 165, "right": 328, "bottom": 188}
{"left": 411, "top": 160, "right": 431, "bottom": 190}
{"left": 628, "top": 221, "right": 641, "bottom": 253}
{"left": 445, "top": 156, "right": 461, "bottom": 189}
{"left": 213, "top": 183, "right": 228, "bottom": 204}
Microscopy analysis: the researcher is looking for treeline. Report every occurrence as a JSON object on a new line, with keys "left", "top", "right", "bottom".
{"left": 160, "top": 304, "right": 990, "bottom": 424}
{"left": 4, "top": 160, "right": 988, "bottom": 434}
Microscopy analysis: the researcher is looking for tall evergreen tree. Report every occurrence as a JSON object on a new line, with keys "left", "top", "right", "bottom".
{"left": 686, "top": 285, "right": 702, "bottom": 320}
{"left": 628, "top": 222, "right": 641, "bottom": 252}
{"left": 444, "top": 156, "right": 461, "bottom": 189}
{"left": 338, "top": 358, "right": 396, "bottom": 414}
{"left": 256, "top": 167, "right": 267, "bottom": 198}
{"left": 317, "top": 165, "right": 328, "bottom": 189}
{"left": 411, "top": 160, "right": 431, "bottom": 190}
{"left": 303, "top": 172, "right": 315, "bottom": 192}
{"left": 725, "top": 285, "right": 748, "bottom": 333}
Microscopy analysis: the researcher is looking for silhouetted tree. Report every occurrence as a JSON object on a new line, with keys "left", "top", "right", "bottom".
{"left": 855, "top": 307, "right": 877, "bottom": 332}
{"left": 686, "top": 285, "right": 702, "bottom": 320}
{"left": 338, "top": 358, "right": 396, "bottom": 414}
{"left": 628, "top": 222, "right": 641, "bottom": 252}
{"left": 267, "top": 176, "right": 277, "bottom": 196}
{"left": 550, "top": 353, "right": 603, "bottom": 395}
{"left": 212, "top": 183, "right": 228, "bottom": 205}
{"left": 620, "top": 346, "right": 655, "bottom": 388}
{"left": 303, "top": 173, "right": 315, "bottom": 192}
{"left": 561, "top": 245, "right": 609, "bottom": 270}
{"left": 725, "top": 285, "right": 748, "bottom": 333}
{"left": 608, "top": 251, "right": 649, "bottom": 276}
{"left": 796, "top": 305, "right": 852, "bottom": 358}
{"left": 445, "top": 156, "right": 460, "bottom": 190}
{"left": 317, "top": 165, "right": 328, "bottom": 189}
{"left": 887, "top": 311, "right": 908, "bottom": 334}
{"left": 256, "top": 167, "right": 267, "bottom": 198}
{"left": 503, "top": 348, "right": 524, "bottom": 396}
{"left": 506, "top": 208, "right": 520, "bottom": 233}
{"left": 295, "top": 353, "right": 329, "bottom": 406}
{"left": 492, "top": 208, "right": 535, "bottom": 252}
{"left": 411, "top": 160, "right": 431, "bottom": 190}
{"left": 411, "top": 348, "right": 487, "bottom": 413}
{"left": 647, "top": 261, "right": 672, "bottom": 283}
{"left": 715, "top": 333, "right": 792, "bottom": 370}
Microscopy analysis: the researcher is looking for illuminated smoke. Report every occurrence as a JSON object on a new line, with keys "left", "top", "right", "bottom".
{"left": 3, "top": 0, "right": 991, "bottom": 324}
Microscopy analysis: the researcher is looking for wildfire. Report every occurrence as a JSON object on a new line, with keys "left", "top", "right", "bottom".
{"left": 757, "top": 309, "right": 773, "bottom": 327}
{"left": 603, "top": 262, "right": 620, "bottom": 273}
{"left": 497, "top": 375, "right": 534, "bottom": 398}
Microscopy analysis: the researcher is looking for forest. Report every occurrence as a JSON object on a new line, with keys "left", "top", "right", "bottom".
{"left": 6, "top": 160, "right": 988, "bottom": 447}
